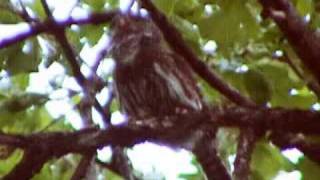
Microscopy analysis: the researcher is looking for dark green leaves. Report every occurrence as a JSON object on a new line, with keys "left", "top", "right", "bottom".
{"left": 251, "top": 141, "right": 295, "bottom": 180}
{"left": 244, "top": 69, "right": 271, "bottom": 105}
{"left": 0, "top": 39, "right": 40, "bottom": 75}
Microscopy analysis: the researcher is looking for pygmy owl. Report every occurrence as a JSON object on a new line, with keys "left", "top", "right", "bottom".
{"left": 111, "top": 13, "right": 204, "bottom": 123}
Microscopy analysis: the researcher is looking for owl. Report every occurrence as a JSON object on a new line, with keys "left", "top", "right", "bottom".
{"left": 110, "top": 13, "right": 230, "bottom": 180}
{"left": 111, "top": 13, "right": 204, "bottom": 123}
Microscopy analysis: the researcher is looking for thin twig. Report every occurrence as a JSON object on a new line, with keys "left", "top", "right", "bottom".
{"left": 280, "top": 53, "right": 320, "bottom": 98}
{"left": 0, "top": 11, "right": 118, "bottom": 49}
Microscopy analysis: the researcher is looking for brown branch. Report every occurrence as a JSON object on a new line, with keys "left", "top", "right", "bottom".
{"left": 110, "top": 146, "right": 137, "bottom": 180}
{"left": 0, "top": 106, "right": 319, "bottom": 178}
{"left": 3, "top": 146, "right": 50, "bottom": 179}
{"left": 259, "top": 0, "right": 320, "bottom": 85}
{"left": 1, "top": 107, "right": 319, "bottom": 148}
{"left": 71, "top": 152, "right": 96, "bottom": 180}
{"left": 0, "top": 133, "right": 28, "bottom": 148}
{"left": 271, "top": 132, "right": 320, "bottom": 166}
{"left": 40, "top": 0, "right": 52, "bottom": 19}
{"left": 192, "top": 126, "right": 231, "bottom": 180}
{"left": 45, "top": 14, "right": 111, "bottom": 125}
{"left": 0, "top": 11, "right": 118, "bottom": 49}
{"left": 96, "top": 159, "right": 121, "bottom": 174}
{"left": 233, "top": 129, "right": 258, "bottom": 180}
{"left": 280, "top": 52, "right": 320, "bottom": 98}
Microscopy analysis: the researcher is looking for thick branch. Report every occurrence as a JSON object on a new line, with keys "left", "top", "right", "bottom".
{"left": 0, "top": 106, "right": 320, "bottom": 178}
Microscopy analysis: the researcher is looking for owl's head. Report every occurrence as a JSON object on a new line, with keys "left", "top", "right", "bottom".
{"left": 110, "top": 13, "right": 162, "bottom": 63}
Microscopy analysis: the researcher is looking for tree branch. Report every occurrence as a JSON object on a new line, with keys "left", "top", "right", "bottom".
{"left": 1, "top": 106, "right": 320, "bottom": 178}
{"left": 43, "top": 10, "right": 111, "bottom": 125}
{"left": 0, "top": 11, "right": 118, "bottom": 49}
{"left": 110, "top": 146, "right": 137, "bottom": 180}
{"left": 233, "top": 129, "right": 258, "bottom": 180}
{"left": 259, "top": 0, "right": 320, "bottom": 84}
{"left": 271, "top": 132, "right": 320, "bottom": 166}
{"left": 71, "top": 152, "right": 96, "bottom": 180}
{"left": 192, "top": 126, "right": 231, "bottom": 180}
{"left": 4, "top": 146, "right": 50, "bottom": 179}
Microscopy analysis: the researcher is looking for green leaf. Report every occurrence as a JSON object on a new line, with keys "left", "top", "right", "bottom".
{"left": 102, "top": 169, "right": 124, "bottom": 180}
{"left": 27, "top": 0, "right": 46, "bottom": 19}
{"left": 251, "top": 59, "right": 316, "bottom": 108}
{"left": 0, "top": 106, "right": 52, "bottom": 133}
{"left": 0, "top": 93, "right": 48, "bottom": 113}
{"left": 83, "top": 0, "right": 106, "bottom": 11}
{"left": 105, "top": 0, "right": 119, "bottom": 9}
{"left": 174, "top": 0, "right": 200, "bottom": 15}
{"left": 197, "top": 0, "right": 260, "bottom": 55}
{"left": 219, "top": 68, "right": 247, "bottom": 95}
{"left": 80, "top": 24, "right": 105, "bottom": 46}
{"left": 171, "top": 15, "right": 202, "bottom": 54}
{"left": 0, "top": 0, "right": 21, "bottom": 23}
{"left": 179, "top": 172, "right": 204, "bottom": 180}
{"left": 244, "top": 69, "right": 272, "bottom": 105}
{"left": 0, "top": 42, "right": 23, "bottom": 70}
{"left": 110, "top": 99, "right": 120, "bottom": 113}
{"left": 6, "top": 39, "right": 40, "bottom": 75}
{"left": 153, "top": 0, "right": 176, "bottom": 16}
{"left": 251, "top": 141, "right": 295, "bottom": 180}
{"left": 0, "top": 9, "right": 20, "bottom": 24}
{"left": 11, "top": 73, "right": 30, "bottom": 90}
{"left": 0, "top": 93, "right": 51, "bottom": 133}
{"left": 0, "top": 0, "right": 10, "bottom": 6}
{"left": 44, "top": 118, "right": 74, "bottom": 132}
{"left": 33, "top": 156, "right": 80, "bottom": 180}
{"left": 0, "top": 150, "right": 23, "bottom": 175}
{"left": 297, "top": 157, "right": 320, "bottom": 180}
{"left": 296, "top": 0, "right": 314, "bottom": 16}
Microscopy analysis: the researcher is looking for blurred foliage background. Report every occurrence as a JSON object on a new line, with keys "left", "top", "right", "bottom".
{"left": 0, "top": 0, "right": 319, "bottom": 179}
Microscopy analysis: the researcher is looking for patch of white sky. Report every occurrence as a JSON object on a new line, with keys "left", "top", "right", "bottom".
{"left": 0, "top": 0, "right": 306, "bottom": 179}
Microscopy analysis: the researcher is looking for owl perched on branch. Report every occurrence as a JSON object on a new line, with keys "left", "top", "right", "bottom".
{"left": 110, "top": 12, "right": 230, "bottom": 180}
{"left": 111, "top": 13, "right": 204, "bottom": 123}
